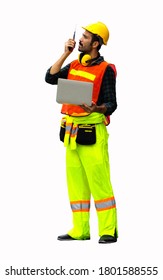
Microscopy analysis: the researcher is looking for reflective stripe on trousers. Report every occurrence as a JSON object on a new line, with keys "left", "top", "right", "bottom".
{"left": 95, "top": 196, "right": 116, "bottom": 211}
{"left": 70, "top": 200, "right": 90, "bottom": 212}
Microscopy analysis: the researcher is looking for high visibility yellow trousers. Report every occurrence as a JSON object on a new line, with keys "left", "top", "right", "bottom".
{"left": 66, "top": 122, "right": 118, "bottom": 239}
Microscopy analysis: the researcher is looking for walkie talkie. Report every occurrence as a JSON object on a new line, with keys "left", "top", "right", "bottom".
{"left": 68, "top": 28, "right": 76, "bottom": 51}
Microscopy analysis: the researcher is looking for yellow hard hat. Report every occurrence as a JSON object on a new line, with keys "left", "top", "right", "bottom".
{"left": 82, "top": 21, "right": 109, "bottom": 45}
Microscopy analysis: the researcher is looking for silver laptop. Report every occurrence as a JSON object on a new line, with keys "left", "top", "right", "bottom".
{"left": 56, "top": 78, "right": 93, "bottom": 106}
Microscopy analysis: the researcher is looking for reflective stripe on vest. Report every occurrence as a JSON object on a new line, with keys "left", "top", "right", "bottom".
{"left": 69, "top": 69, "right": 96, "bottom": 81}
{"left": 95, "top": 196, "right": 116, "bottom": 211}
{"left": 70, "top": 200, "right": 90, "bottom": 212}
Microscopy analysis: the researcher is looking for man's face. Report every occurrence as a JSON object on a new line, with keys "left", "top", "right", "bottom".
{"left": 78, "top": 30, "right": 93, "bottom": 53}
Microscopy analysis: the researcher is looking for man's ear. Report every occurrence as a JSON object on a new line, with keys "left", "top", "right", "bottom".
{"left": 92, "top": 41, "right": 100, "bottom": 49}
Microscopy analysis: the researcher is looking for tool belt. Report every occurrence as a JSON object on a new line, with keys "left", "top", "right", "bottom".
{"left": 60, "top": 123, "right": 96, "bottom": 145}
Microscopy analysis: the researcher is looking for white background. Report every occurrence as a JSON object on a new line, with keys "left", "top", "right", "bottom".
{"left": 0, "top": 0, "right": 163, "bottom": 276}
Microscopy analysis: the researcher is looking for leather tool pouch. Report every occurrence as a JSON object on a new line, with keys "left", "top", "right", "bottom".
{"left": 76, "top": 124, "right": 96, "bottom": 145}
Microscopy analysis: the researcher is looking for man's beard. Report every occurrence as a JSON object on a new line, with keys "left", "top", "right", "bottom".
{"left": 78, "top": 41, "right": 92, "bottom": 53}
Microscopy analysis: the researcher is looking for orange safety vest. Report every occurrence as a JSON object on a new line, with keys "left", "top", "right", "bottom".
{"left": 61, "top": 60, "right": 116, "bottom": 117}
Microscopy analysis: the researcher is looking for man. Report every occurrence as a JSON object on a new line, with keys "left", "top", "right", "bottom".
{"left": 45, "top": 21, "right": 118, "bottom": 244}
